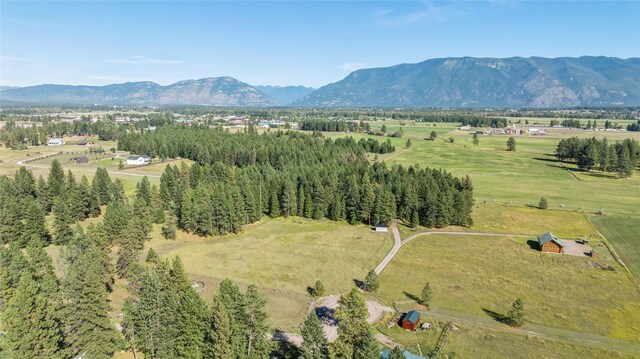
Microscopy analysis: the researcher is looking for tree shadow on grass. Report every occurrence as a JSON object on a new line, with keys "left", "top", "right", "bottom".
{"left": 353, "top": 279, "right": 365, "bottom": 290}
{"left": 403, "top": 291, "right": 421, "bottom": 303}
{"left": 306, "top": 287, "right": 315, "bottom": 296}
{"left": 532, "top": 156, "right": 559, "bottom": 163}
{"left": 482, "top": 308, "right": 511, "bottom": 325}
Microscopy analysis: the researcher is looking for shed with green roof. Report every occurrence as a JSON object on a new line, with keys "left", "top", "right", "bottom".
{"left": 401, "top": 310, "right": 421, "bottom": 330}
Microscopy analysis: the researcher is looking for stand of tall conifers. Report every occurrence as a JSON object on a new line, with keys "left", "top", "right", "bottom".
{"left": 555, "top": 137, "right": 639, "bottom": 177}
{"left": 119, "top": 127, "right": 474, "bottom": 236}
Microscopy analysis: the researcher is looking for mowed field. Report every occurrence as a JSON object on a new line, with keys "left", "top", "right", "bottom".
{"left": 144, "top": 217, "right": 393, "bottom": 330}
{"left": 374, "top": 236, "right": 640, "bottom": 351}
{"left": 591, "top": 216, "right": 640, "bottom": 281}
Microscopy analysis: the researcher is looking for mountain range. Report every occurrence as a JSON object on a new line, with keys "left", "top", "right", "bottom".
{"left": 2, "top": 57, "right": 639, "bottom": 107}
{"left": 294, "top": 56, "right": 640, "bottom": 107}
{"left": 0, "top": 78, "right": 283, "bottom": 106}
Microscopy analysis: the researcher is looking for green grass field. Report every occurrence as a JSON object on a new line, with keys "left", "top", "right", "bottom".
{"left": 145, "top": 217, "right": 393, "bottom": 330}
{"left": 3, "top": 120, "right": 640, "bottom": 358}
{"left": 591, "top": 216, "right": 640, "bottom": 281}
{"left": 373, "top": 235, "right": 640, "bottom": 342}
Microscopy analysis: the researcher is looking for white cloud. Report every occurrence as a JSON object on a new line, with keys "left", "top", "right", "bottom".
{"left": 339, "top": 63, "right": 368, "bottom": 72}
{"left": 106, "top": 55, "right": 183, "bottom": 65}
{"left": 375, "top": 1, "right": 467, "bottom": 27}
{"left": 0, "top": 55, "right": 23, "bottom": 63}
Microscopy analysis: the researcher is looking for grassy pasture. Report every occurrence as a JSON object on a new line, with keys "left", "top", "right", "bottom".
{"left": 374, "top": 235, "right": 640, "bottom": 343}
{"left": 591, "top": 216, "right": 640, "bottom": 281}
{"left": 379, "top": 324, "right": 639, "bottom": 359}
{"left": 145, "top": 217, "right": 393, "bottom": 330}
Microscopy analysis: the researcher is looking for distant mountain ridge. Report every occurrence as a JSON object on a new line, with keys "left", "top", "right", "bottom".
{"left": 254, "top": 85, "right": 315, "bottom": 105}
{"left": 1, "top": 77, "right": 277, "bottom": 106}
{"left": 3, "top": 57, "right": 639, "bottom": 107}
{"left": 294, "top": 56, "right": 640, "bottom": 108}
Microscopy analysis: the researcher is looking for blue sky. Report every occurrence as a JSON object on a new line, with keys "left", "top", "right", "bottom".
{"left": 1, "top": 1, "right": 639, "bottom": 88}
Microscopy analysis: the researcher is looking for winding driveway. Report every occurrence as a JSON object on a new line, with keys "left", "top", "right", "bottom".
{"left": 375, "top": 223, "right": 531, "bottom": 275}
{"left": 15, "top": 152, "right": 161, "bottom": 178}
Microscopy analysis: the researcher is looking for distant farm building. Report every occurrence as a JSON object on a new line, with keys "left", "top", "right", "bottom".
{"left": 590, "top": 249, "right": 599, "bottom": 259}
{"left": 71, "top": 156, "right": 89, "bottom": 164}
{"left": 380, "top": 349, "right": 425, "bottom": 359}
{"left": 401, "top": 310, "right": 421, "bottom": 330}
{"left": 126, "top": 155, "right": 151, "bottom": 166}
{"left": 537, "top": 232, "right": 565, "bottom": 253}
{"left": 47, "top": 138, "right": 65, "bottom": 146}
{"left": 375, "top": 225, "right": 389, "bottom": 233}
{"left": 77, "top": 139, "right": 94, "bottom": 146}
{"left": 458, "top": 125, "right": 471, "bottom": 131}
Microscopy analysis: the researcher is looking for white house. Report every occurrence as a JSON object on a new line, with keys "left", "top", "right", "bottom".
{"left": 126, "top": 155, "right": 151, "bottom": 166}
{"left": 375, "top": 225, "right": 389, "bottom": 233}
{"left": 47, "top": 138, "right": 65, "bottom": 146}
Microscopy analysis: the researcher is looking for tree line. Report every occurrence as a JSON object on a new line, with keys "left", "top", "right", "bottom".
{"left": 300, "top": 119, "right": 371, "bottom": 133}
{"left": 131, "top": 129, "right": 473, "bottom": 236}
{"left": 555, "top": 137, "right": 639, "bottom": 177}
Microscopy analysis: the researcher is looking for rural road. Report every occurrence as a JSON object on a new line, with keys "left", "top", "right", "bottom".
{"left": 15, "top": 152, "right": 161, "bottom": 178}
{"left": 374, "top": 220, "right": 401, "bottom": 275}
{"left": 375, "top": 224, "right": 531, "bottom": 275}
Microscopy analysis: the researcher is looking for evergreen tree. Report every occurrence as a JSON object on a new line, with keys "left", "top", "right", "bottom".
{"left": 3, "top": 272, "right": 64, "bottom": 359}
{"left": 243, "top": 284, "right": 271, "bottom": 358}
{"left": 507, "top": 298, "right": 525, "bottom": 327}
{"left": 354, "top": 329, "right": 379, "bottom": 359}
{"left": 300, "top": 312, "right": 329, "bottom": 359}
{"left": 506, "top": 137, "right": 517, "bottom": 151}
{"left": 52, "top": 193, "right": 74, "bottom": 245}
{"left": 204, "top": 297, "right": 233, "bottom": 359}
{"left": 539, "top": 197, "right": 549, "bottom": 210}
{"left": 333, "top": 288, "right": 372, "bottom": 359}
{"left": 0, "top": 244, "right": 29, "bottom": 308}
{"left": 363, "top": 270, "right": 380, "bottom": 292}
{"left": 103, "top": 199, "right": 131, "bottom": 244}
{"left": 472, "top": 133, "right": 479, "bottom": 147}
{"left": 92, "top": 167, "right": 112, "bottom": 205}
{"left": 421, "top": 282, "right": 432, "bottom": 305}
{"left": 372, "top": 187, "right": 396, "bottom": 226}
{"left": 169, "top": 257, "right": 207, "bottom": 358}
{"left": 47, "top": 159, "right": 65, "bottom": 198}
{"left": 63, "top": 244, "right": 122, "bottom": 358}
{"left": 146, "top": 248, "right": 160, "bottom": 263}
{"left": 389, "top": 347, "right": 405, "bottom": 359}
{"left": 20, "top": 198, "right": 48, "bottom": 246}
{"left": 217, "top": 278, "right": 247, "bottom": 357}
{"left": 116, "top": 215, "right": 148, "bottom": 278}
{"left": 162, "top": 216, "right": 178, "bottom": 240}
{"left": 618, "top": 144, "right": 633, "bottom": 178}
{"left": 313, "top": 280, "right": 325, "bottom": 297}
{"left": 359, "top": 173, "right": 374, "bottom": 225}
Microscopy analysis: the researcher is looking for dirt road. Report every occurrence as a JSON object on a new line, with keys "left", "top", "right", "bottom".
{"left": 15, "top": 152, "right": 161, "bottom": 178}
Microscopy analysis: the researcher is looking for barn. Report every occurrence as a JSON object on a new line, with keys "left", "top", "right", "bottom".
{"left": 71, "top": 156, "right": 89, "bottom": 164}
{"left": 401, "top": 310, "right": 420, "bottom": 330}
{"left": 537, "top": 232, "right": 565, "bottom": 253}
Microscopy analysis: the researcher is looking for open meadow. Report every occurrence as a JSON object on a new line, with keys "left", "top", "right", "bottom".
{"left": 144, "top": 217, "right": 393, "bottom": 330}
{"left": 2, "top": 118, "right": 639, "bottom": 358}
